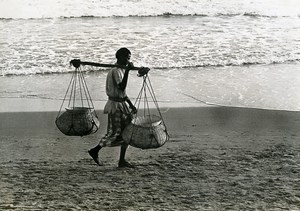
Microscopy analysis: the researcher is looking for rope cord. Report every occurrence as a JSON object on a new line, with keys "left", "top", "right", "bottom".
{"left": 143, "top": 75, "right": 155, "bottom": 147}
{"left": 128, "top": 73, "right": 169, "bottom": 147}
{"left": 80, "top": 70, "right": 92, "bottom": 108}
{"left": 147, "top": 75, "right": 167, "bottom": 145}
{"left": 78, "top": 70, "right": 90, "bottom": 126}
{"left": 72, "top": 68, "right": 78, "bottom": 109}
{"left": 69, "top": 71, "right": 77, "bottom": 108}
{"left": 67, "top": 75, "right": 75, "bottom": 108}
{"left": 145, "top": 76, "right": 169, "bottom": 136}
{"left": 80, "top": 67, "right": 99, "bottom": 131}
{"left": 142, "top": 77, "right": 153, "bottom": 148}
{"left": 78, "top": 69, "right": 84, "bottom": 108}
{"left": 56, "top": 71, "right": 75, "bottom": 119}
{"left": 133, "top": 76, "right": 146, "bottom": 106}
{"left": 67, "top": 68, "right": 76, "bottom": 108}
{"left": 56, "top": 65, "right": 100, "bottom": 136}
{"left": 57, "top": 66, "right": 96, "bottom": 114}
{"left": 79, "top": 68, "right": 98, "bottom": 117}
{"left": 71, "top": 68, "right": 79, "bottom": 125}
{"left": 128, "top": 75, "right": 147, "bottom": 144}
{"left": 144, "top": 91, "right": 151, "bottom": 120}
{"left": 144, "top": 78, "right": 148, "bottom": 115}
{"left": 79, "top": 70, "right": 89, "bottom": 108}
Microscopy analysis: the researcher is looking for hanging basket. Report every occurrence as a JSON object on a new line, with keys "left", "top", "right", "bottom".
{"left": 121, "top": 74, "right": 169, "bottom": 149}
{"left": 122, "top": 115, "right": 168, "bottom": 149}
{"left": 56, "top": 107, "right": 100, "bottom": 136}
{"left": 56, "top": 64, "right": 100, "bottom": 137}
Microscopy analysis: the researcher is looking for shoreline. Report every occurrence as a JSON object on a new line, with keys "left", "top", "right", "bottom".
{"left": 0, "top": 97, "right": 209, "bottom": 113}
{"left": 1, "top": 97, "right": 300, "bottom": 113}
{"left": 1, "top": 62, "right": 300, "bottom": 112}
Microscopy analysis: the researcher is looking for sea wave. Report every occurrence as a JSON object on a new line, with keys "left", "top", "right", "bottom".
{"left": 0, "top": 12, "right": 299, "bottom": 21}
{"left": 153, "top": 59, "right": 300, "bottom": 69}
{"left": 1, "top": 59, "right": 299, "bottom": 77}
{"left": 0, "top": 0, "right": 299, "bottom": 20}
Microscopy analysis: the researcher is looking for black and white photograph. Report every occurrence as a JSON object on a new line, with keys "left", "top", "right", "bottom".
{"left": 0, "top": 0, "right": 299, "bottom": 210}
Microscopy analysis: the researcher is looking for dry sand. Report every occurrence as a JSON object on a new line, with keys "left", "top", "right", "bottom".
{"left": 0, "top": 106, "right": 299, "bottom": 210}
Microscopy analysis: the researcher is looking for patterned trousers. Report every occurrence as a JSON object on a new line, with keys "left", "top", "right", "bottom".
{"left": 99, "top": 110, "right": 132, "bottom": 147}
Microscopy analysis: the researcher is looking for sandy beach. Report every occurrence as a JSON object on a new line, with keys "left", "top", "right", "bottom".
{"left": 0, "top": 105, "right": 299, "bottom": 210}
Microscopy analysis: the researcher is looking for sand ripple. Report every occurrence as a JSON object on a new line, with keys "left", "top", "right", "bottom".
{"left": 0, "top": 143, "right": 299, "bottom": 210}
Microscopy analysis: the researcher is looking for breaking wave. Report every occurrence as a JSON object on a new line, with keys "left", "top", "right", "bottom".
{"left": 0, "top": 0, "right": 299, "bottom": 20}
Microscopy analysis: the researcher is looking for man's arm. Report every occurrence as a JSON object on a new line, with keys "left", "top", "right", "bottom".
{"left": 125, "top": 97, "right": 137, "bottom": 114}
{"left": 118, "top": 62, "right": 134, "bottom": 91}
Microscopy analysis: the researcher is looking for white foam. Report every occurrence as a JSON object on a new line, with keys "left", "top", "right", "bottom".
{"left": 0, "top": 0, "right": 299, "bottom": 19}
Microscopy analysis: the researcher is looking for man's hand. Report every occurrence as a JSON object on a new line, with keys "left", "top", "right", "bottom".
{"left": 125, "top": 96, "right": 137, "bottom": 114}
{"left": 70, "top": 59, "right": 81, "bottom": 68}
{"left": 130, "top": 105, "right": 137, "bottom": 114}
{"left": 126, "top": 62, "right": 134, "bottom": 71}
{"left": 138, "top": 67, "right": 150, "bottom": 77}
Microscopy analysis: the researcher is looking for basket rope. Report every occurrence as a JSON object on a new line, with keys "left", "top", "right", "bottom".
{"left": 145, "top": 75, "right": 169, "bottom": 136}
{"left": 57, "top": 66, "right": 98, "bottom": 117}
{"left": 56, "top": 66, "right": 99, "bottom": 136}
{"left": 128, "top": 74, "right": 169, "bottom": 148}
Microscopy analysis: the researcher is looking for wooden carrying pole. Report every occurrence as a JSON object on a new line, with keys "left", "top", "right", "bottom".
{"left": 70, "top": 59, "right": 149, "bottom": 72}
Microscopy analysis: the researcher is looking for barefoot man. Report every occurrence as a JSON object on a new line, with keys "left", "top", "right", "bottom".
{"left": 88, "top": 48, "right": 138, "bottom": 168}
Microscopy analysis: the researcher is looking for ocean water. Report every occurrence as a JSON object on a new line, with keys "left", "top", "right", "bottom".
{"left": 0, "top": 0, "right": 300, "bottom": 111}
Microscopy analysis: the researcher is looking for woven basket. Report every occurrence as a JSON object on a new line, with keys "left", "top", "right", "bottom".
{"left": 122, "top": 115, "right": 168, "bottom": 149}
{"left": 56, "top": 107, "right": 100, "bottom": 136}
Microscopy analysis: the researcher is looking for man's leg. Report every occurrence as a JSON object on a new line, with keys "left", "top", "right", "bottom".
{"left": 118, "top": 143, "right": 134, "bottom": 168}
{"left": 88, "top": 113, "right": 113, "bottom": 166}
{"left": 88, "top": 144, "right": 102, "bottom": 166}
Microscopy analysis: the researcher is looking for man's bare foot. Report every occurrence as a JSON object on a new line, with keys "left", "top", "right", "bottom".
{"left": 118, "top": 160, "right": 134, "bottom": 168}
{"left": 88, "top": 149, "right": 103, "bottom": 166}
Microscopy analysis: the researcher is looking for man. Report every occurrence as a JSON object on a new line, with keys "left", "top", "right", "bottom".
{"left": 88, "top": 48, "right": 138, "bottom": 168}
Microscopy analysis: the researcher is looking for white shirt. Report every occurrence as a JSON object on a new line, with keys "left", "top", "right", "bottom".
{"left": 103, "top": 67, "right": 130, "bottom": 114}
{"left": 106, "top": 67, "right": 126, "bottom": 98}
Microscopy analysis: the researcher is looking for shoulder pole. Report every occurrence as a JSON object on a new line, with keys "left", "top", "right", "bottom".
{"left": 70, "top": 59, "right": 149, "bottom": 72}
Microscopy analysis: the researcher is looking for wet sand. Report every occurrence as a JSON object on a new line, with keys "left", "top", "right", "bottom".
{"left": 0, "top": 106, "right": 299, "bottom": 210}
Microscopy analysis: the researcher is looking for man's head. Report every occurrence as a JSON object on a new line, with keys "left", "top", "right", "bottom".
{"left": 116, "top": 48, "right": 131, "bottom": 65}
